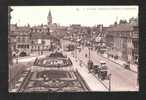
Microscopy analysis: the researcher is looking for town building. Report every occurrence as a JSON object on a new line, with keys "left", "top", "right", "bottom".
{"left": 10, "top": 10, "right": 62, "bottom": 56}
{"left": 105, "top": 17, "right": 138, "bottom": 64}
{"left": 10, "top": 24, "right": 31, "bottom": 57}
{"left": 30, "top": 25, "right": 60, "bottom": 55}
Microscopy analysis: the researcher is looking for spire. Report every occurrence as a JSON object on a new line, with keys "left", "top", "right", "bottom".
{"left": 47, "top": 10, "right": 52, "bottom": 25}
{"left": 48, "top": 10, "right": 52, "bottom": 17}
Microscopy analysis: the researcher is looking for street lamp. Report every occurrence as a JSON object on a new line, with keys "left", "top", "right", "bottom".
{"left": 38, "top": 46, "right": 40, "bottom": 55}
{"left": 88, "top": 43, "right": 91, "bottom": 61}
{"left": 108, "top": 73, "right": 112, "bottom": 91}
{"left": 16, "top": 54, "right": 18, "bottom": 64}
{"left": 75, "top": 46, "right": 78, "bottom": 62}
{"left": 87, "top": 28, "right": 92, "bottom": 61}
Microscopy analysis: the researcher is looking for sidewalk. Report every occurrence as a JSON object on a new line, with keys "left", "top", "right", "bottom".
{"left": 102, "top": 53, "right": 138, "bottom": 73}
{"left": 68, "top": 53, "right": 108, "bottom": 91}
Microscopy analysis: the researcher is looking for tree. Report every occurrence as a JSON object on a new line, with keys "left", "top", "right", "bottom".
{"left": 119, "top": 19, "right": 128, "bottom": 24}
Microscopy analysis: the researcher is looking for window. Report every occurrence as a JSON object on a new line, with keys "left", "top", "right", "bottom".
{"left": 37, "top": 29, "right": 40, "bottom": 32}
{"left": 25, "top": 37, "right": 28, "bottom": 41}
{"left": 33, "top": 29, "right": 35, "bottom": 32}
{"left": 32, "top": 40, "right": 34, "bottom": 44}
{"left": 13, "top": 45, "right": 16, "bottom": 49}
{"left": 27, "top": 45, "right": 29, "bottom": 49}
{"left": 22, "top": 45, "right": 24, "bottom": 48}
{"left": 17, "top": 37, "right": 20, "bottom": 42}
{"left": 22, "top": 37, "right": 25, "bottom": 42}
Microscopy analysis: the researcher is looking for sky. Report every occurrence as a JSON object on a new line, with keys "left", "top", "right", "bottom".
{"left": 10, "top": 6, "right": 138, "bottom": 27}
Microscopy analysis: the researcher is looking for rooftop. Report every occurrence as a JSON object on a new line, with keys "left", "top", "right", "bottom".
{"left": 107, "top": 23, "right": 135, "bottom": 32}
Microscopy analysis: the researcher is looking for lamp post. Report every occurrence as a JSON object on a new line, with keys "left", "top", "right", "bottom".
{"left": 108, "top": 73, "right": 112, "bottom": 91}
{"left": 87, "top": 28, "right": 91, "bottom": 61}
{"left": 16, "top": 53, "right": 18, "bottom": 64}
{"left": 88, "top": 44, "right": 91, "bottom": 61}
{"left": 76, "top": 46, "right": 78, "bottom": 58}
{"left": 38, "top": 46, "right": 40, "bottom": 55}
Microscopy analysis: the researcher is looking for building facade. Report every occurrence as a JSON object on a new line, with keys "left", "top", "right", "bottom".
{"left": 30, "top": 25, "right": 61, "bottom": 55}
{"left": 105, "top": 18, "right": 138, "bottom": 64}
{"left": 30, "top": 25, "right": 51, "bottom": 55}
{"left": 10, "top": 10, "right": 62, "bottom": 56}
{"left": 10, "top": 24, "right": 31, "bottom": 57}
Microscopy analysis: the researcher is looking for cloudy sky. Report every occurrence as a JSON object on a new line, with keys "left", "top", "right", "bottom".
{"left": 10, "top": 6, "right": 138, "bottom": 27}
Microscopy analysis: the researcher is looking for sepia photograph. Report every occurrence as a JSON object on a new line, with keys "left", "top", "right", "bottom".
{"left": 8, "top": 6, "right": 139, "bottom": 92}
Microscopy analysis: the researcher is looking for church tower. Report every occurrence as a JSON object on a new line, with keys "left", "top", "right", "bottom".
{"left": 47, "top": 10, "right": 52, "bottom": 25}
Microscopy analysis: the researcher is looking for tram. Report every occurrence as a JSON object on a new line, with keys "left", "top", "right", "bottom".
{"left": 87, "top": 60, "right": 109, "bottom": 80}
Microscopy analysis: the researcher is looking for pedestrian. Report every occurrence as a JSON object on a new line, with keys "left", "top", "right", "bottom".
{"left": 16, "top": 54, "right": 19, "bottom": 64}
{"left": 127, "top": 61, "right": 131, "bottom": 70}
{"left": 79, "top": 60, "right": 82, "bottom": 67}
{"left": 85, "top": 54, "right": 87, "bottom": 58}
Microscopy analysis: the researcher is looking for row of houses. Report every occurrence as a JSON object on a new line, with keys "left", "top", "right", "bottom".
{"left": 9, "top": 17, "right": 138, "bottom": 65}
{"left": 63, "top": 18, "right": 138, "bottom": 64}
{"left": 10, "top": 24, "right": 60, "bottom": 57}
{"left": 9, "top": 9, "right": 66, "bottom": 57}
{"left": 105, "top": 18, "right": 138, "bottom": 64}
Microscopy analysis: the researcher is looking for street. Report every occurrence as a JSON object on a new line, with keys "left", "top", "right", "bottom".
{"left": 77, "top": 47, "right": 138, "bottom": 91}
{"left": 61, "top": 39, "right": 138, "bottom": 91}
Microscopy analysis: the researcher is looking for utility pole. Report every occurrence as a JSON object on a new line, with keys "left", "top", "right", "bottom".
{"left": 88, "top": 28, "right": 91, "bottom": 61}
{"left": 89, "top": 45, "right": 91, "bottom": 61}
{"left": 108, "top": 73, "right": 112, "bottom": 91}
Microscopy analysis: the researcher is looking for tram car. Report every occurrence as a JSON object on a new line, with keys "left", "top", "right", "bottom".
{"left": 97, "top": 61, "right": 108, "bottom": 80}
{"left": 87, "top": 60, "right": 94, "bottom": 73}
{"left": 64, "top": 44, "right": 75, "bottom": 52}
{"left": 123, "top": 61, "right": 130, "bottom": 70}
{"left": 88, "top": 60, "right": 108, "bottom": 80}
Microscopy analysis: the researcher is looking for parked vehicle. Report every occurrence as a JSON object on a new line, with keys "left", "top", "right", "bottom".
{"left": 92, "top": 65, "right": 100, "bottom": 74}
{"left": 86, "top": 59, "right": 109, "bottom": 80}
{"left": 85, "top": 54, "right": 88, "bottom": 58}
{"left": 123, "top": 61, "right": 130, "bottom": 70}
{"left": 98, "top": 61, "right": 108, "bottom": 80}
{"left": 64, "top": 44, "right": 75, "bottom": 52}
{"left": 87, "top": 60, "right": 94, "bottom": 73}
